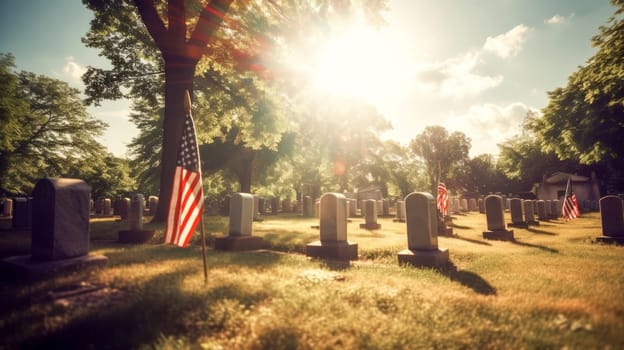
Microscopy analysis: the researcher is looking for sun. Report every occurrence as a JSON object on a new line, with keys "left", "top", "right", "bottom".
{"left": 311, "top": 24, "right": 399, "bottom": 103}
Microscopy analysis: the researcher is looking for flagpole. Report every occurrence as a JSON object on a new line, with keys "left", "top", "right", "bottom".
{"left": 185, "top": 90, "right": 209, "bottom": 285}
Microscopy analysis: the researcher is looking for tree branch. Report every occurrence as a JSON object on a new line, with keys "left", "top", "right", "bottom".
{"left": 134, "top": 0, "right": 168, "bottom": 51}
{"left": 188, "top": 0, "right": 234, "bottom": 59}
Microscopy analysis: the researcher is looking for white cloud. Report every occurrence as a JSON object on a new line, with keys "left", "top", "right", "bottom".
{"left": 483, "top": 24, "right": 531, "bottom": 59}
{"left": 415, "top": 51, "right": 504, "bottom": 98}
{"left": 442, "top": 102, "right": 538, "bottom": 156}
{"left": 545, "top": 14, "right": 573, "bottom": 24}
{"left": 62, "top": 56, "right": 87, "bottom": 82}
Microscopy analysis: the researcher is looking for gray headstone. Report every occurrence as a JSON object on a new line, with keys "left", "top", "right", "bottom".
{"left": 478, "top": 198, "right": 485, "bottom": 214}
{"left": 102, "top": 198, "right": 113, "bottom": 216}
{"left": 3, "top": 198, "right": 13, "bottom": 217}
{"left": 148, "top": 195, "right": 159, "bottom": 215}
{"left": 271, "top": 196, "right": 280, "bottom": 214}
{"left": 348, "top": 199, "right": 357, "bottom": 218}
{"left": 320, "top": 193, "right": 347, "bottom": 242}
{"left": 460, "top": 198, "right": 468, "bottom": 212}
{"left": 485, "top": 195, "right": 506, "bottom": 231}
{"left": 537, "top": 200, "right": 548, "bottom": 220}
{"left": 303, "top": 196, "right": 314, "bottom": 217}
{"left": 382, "top": 199, "right": 390, "bottom": 217}
{"left": 394, "top": 200, "right": 406, "bottom": 221}
{"left": 405, "top": 192, "right": 438, "bottom": 250}
{"left": 129, "top": 194, "right": 145, "bottom": 230}
{"left": 468, "top": 198, "right": 477, "bottom": 211}
{"left": 31, "top": 178, "right": 90, "bottom": 260}
{"left": 364, "top": 199, "right": 378, "bottom": 226}
{"left": 229, "top": 193, "right": 254, "bottom": 236}
{"left": 509, "top": 198, "right": 524, "bottom": 224}
{"left": 544, "top": 200, "right": 552, "bottom": 218}
{"left": 550, "top": 200, "right": 559, "bottom": 218}
{"left": 599, "top": 196, "right": 624, "bottom": 237}
{"left": 523, "top": 200, "right": 537, "bottom": 224}
{"left": 118, "top": 197, "right": 130, "bottom": 220}
{"left": 314, "top": 199, "right": 320, "bottom": 218}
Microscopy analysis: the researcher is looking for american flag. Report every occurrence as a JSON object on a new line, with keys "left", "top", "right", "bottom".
{"left": 164, "top": 111, "right": 204, "bottom": 247}
{"left": 437, "top": 182, "right": 449, "bottom": 217}
{"left": 562, "top": 176, "right": 579, "bottom": 221}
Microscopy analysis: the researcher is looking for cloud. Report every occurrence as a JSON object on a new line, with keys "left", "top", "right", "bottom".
{"left": 415, "top": 51, "right": 503, "bottom": 98}
{"left": 483, "top": 24, "right": 530, "bottom": 59}
{"left": 63, "top": 56, "right": 87, "bottom": 82}
{"left": 442, "top": 102, "right": 539, "bottom": 156}
{"left": 545, "top": 14, "right": 573, "bottom": 24}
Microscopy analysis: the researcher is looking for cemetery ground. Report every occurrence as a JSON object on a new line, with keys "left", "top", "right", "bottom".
{"left": 1, "top": 212, "right": 623, "bottom": 349}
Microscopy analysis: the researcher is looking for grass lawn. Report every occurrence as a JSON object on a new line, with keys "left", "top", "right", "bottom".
{"left": 1, "top": 211, "right": 623, "bottom": 349}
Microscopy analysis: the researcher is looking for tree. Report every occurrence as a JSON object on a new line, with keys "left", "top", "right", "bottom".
{"left": 83, "top": 0, "right": 234, "bottom": 221}
{"left": 409, "top": 126, "right": 471, "bottom": 196}
{"left": 466, "top": 154, "right": 509, "bottom": 195}
{"left": 0, "top": 53, "right": 108, "bottom": 195}
{"left": 533, "top": 0, "right": 624, "bottom": 173}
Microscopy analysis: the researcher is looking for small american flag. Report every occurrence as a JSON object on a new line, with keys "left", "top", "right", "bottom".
{"left": 164, "top": 111, "right": 204, "bottom": 247}
{"left": 562, "top": 176, "right": 579, "bottom": 221}
{"left": 437, "top": 182, "right": 449, "bottom": 217}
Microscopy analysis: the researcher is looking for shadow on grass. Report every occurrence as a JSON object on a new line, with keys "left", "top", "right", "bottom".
{"left": 527, "top": 227, "right": 557, "bottom": 236}
{"left": 21, "top": 270, "right": 196, "bottom": 349}
{"left": 511, "top": 239, "right": 559, "bottom": 254}
{"left": 218, "top": 250, "right": 286, "bottom": 268}
{"left": 439, "top": 263, "right": 497, "bottom": 296}
{"left": 449, "top": 234, "right": 492, "bottom": 246}
{"left": 449, "top": 223, "right": 472, "bottom": 229}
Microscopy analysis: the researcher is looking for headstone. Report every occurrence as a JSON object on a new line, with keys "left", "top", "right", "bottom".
{"left": 504, "top": 198, "right": 511, "bottom": 211}
{"left": 101, "top": 198, "right": 113, "bottom": 216}
{"left": 306, "top": 193, "right": 358, "bottom": 260}
{"left": 483, "top": 195, "right": 514, "bottom": 241}
{"left": 595, "top": 196, "right": 624, "bottom": 244}
{"left": 271, "top": 196, "right": 280, "bottom": 215}
{"left": 303, "top": 196, "right": 314, "bottom": 217}
{"left": 11, "top": 197, "right": 32, "bottom": 229}
{"left": 549, "top": 200, "right": 559, "bottom": 219}
{"left": 393, "top": 200, "right": 406, "bottom": 223}
{"left": 460, "top": 198, "right": 468, "bottom": 212}
{"left": 376, "top": 200, "right": 383, "bottom": 216}
{"left": 359, "top": 199, "right": 381, "bottom": 230}
{"left": 478, "top": 198, "right": 485, "bottom": 214}
{"left": 468, "top": 198, "right": 477, "bottom": 211}
{"left": 508, "top": 198, "right": 527, "bottom": 228}
{"left": 451, "top": 198, "right": 461, "bottom": 214}
{"left": 118, "top": 194, "right": 155, "bottom": 243}
{"left": 544, "top": 200, "right": 553, "bottom": 219}
{"left": 382, "top": 199, "right": 390, "bottom": 217}
{"left": 117, "top": 197, "right": 130, "bottom": 220}
{"left": 537, "top": 200, "right": 549, "bottom": 221}
{"left": 523, "top": 200, "right": 539, "bottom": 226}
{"left": 3, "top": 198, "right": 13, "bottom": 217}
{"left": 93, "top": 198, "right": 103, "bottom": 215}
{"left": 314, "top": 199, "right": 320, "bottom": 218}
{"left": 215, "top": 193, "right": 264, "bottom": 250}
{"left": 348, "top": 199, "right": 357, "bottom": 218}
{"left": 397, "top": 192, "right": 449, "bottom": 267}
{"left": 89, "top": 199, "right": 94, "bottom": 214}
{"left": 148, "top": 195, "right": 159, "bottom": 215}
{"left": 31, "top": 178, "right": 91, "bottom": 260}
{"left": 1, "top": 178, "right": 107, "bottom": 280}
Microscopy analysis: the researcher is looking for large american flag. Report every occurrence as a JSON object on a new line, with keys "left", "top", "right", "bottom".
{"left": 562, "top": 176, "right": 579, "bottom": 221}
{"left": 164, "top": 111, "right": 204, "bottom": 247}
{"left": 437, "top": 182, "right": 449, "bottom": 217}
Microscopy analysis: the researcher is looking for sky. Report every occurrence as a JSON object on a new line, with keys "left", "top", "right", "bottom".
{"left": 0, "top": 0, "right": 616, "bottom": 158}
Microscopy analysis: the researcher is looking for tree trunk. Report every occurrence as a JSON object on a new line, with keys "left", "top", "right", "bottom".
{"left": 239, "top": 160, "right": 253, "bottom": 193}
{"left": 153, "top": 59, "right": 196, "bottom": 222}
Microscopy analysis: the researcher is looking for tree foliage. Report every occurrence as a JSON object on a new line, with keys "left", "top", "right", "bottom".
{"left": 0, "top": 53, "right": 125, "bottom": 196}
{"left": 409, "top": 126, "right": 471, "bottom": 195}
{"left": 533, "top": 0, "right": 624, "bottom": 167}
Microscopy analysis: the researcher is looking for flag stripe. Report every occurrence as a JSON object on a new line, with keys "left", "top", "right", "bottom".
{"left": 164, "top": 110, "right": 204, "bottom": 247}
{"left": 562, "top": 177, "right": 579, "bottom": 221}
{"left": 437, "top": 182, "right": 448, "bottom": 217}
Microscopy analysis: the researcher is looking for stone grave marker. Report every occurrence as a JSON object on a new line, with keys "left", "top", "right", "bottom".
{"left": 478, "top": 198, "right": 485, "bottom": 214}
{"left": 306, "top": 193, "right": 357, "bottom": 260}
{"left": 303, "top": 196, "right": 314, "bottom": 217}
{"left": 595, "top": 196, "right": 624, "bottom": 244}
{"left": 314, "top": 199, "right": 320, "bottom": 218}
{"left": 359, "top": 199, "right": 381, "bottom": 230}
{"left": 382, "top": 199, "right": 390, "bottom": 217}
{"left": 215, "top": 193, "right": 264, "bottom": 250}
{"left": 281, "top": 198, "right": 291, "bottom": 213}
{"left": 468, "top": 198, "right": 477, "bottom": 211}
{"left": 148, "top": 196, "right": 159, "bottom": 215}
{"left": 483, "top": 195, "right": 514, "bottom": 241}
{"left": 508, "top": 198, "right": 527, "bottom": 228}
{"left": 101, "top": 198, "right": 113, "bottom": 217}
{"left": 393, "top": 200, "right": 406, "bottom": 222}
{"left": 537, "top": 200, "right": 549, "bottom": 221}
{"left": 117, "top": 197, "right": 130, "bottom": 220}
{"left": 1, "top": 178, "right": 107, "bottom": 280}
{"left": 523, "top": 200, "right": 539, "bottom": 226}
{"left": 118, "top": 194, "right": 155, "bottom": 243}
{"left": 3, "top": 198, "right": 13, "bottom": 217}
{"left": 550, "top": 200, "right": 559, "bottom": 219}
{"left": 348, "top": 199, "right": 357, "bottom": 218}
{"left": 460, "top": 198, "right": 468, "bottom": 212}
{"left": 271, "top": 196, "right": 280, "bottom": 215}
{"left": 544, "top": 200, "right": 553, "bottom": 219}
{"left": 397, "top": 192, "right": 449, "bottom": 267}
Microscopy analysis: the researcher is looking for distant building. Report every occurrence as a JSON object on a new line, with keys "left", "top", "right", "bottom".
{"left": 536, "top": 172, "right": 600, "bottom": 202}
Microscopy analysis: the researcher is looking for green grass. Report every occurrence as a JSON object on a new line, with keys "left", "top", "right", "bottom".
{"left": 1, "top": 212, "right": 623, "bottom": 349}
